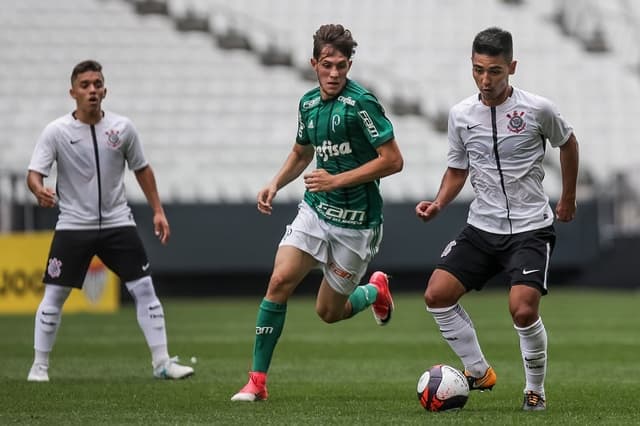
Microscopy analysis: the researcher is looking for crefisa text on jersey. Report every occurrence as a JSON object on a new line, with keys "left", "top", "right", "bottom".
{"left": 315, "top": 140, "right": 353, "bottom": 161}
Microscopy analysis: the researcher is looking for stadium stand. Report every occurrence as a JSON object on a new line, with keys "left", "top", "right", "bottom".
{"left": 2, "top": 0, "right": 639, "bottom": 207}
{"left": 200, "top": 0, "right": 640, "bottom": 182}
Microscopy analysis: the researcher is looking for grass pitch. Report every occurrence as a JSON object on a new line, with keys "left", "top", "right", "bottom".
{"left": 1, "top": 289, "right": 638, "bottom": 425}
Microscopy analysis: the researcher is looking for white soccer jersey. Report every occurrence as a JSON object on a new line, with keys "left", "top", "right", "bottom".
{"left": 28, "top": 110, "right": 148, "bottom": 230}
{"left": 448, "top": 87, "right": 573, "bottom": 234}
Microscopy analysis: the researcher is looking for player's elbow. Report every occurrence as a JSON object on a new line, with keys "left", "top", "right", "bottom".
{"left": 388, "top": 154, "right": 404, "bottom": 175}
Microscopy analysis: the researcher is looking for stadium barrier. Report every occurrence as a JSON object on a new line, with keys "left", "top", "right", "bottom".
{"left": 0, "top": 232, "right": 119, "bottom": 314}
{"left": 5, "top": 200, "right": 610, "bottom": 296}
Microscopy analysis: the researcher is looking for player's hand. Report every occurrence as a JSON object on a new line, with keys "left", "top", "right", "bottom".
{"left": 153, "top": 212, "right": 170, "bottom": 245}
{"left": 304, "top": 169, "right": 335, "bottom": 192}
{"left": 415, "top": 200, "right": 441, "bottom": 222}
{"left": 35, "top": 187, "right": 57, "bottom": 208}
{"left": 257, "top": 185, "right": 277, "bottom": 215}
{"left": 555, "top": 199, "right": 576, "bottom": 222}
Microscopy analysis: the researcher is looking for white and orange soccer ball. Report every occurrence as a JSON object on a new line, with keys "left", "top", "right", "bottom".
{"left": 417, "top": 364, "right": 470, "bottom": 412}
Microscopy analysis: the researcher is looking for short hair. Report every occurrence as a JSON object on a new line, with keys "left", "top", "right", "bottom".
{"left": 472, "top": 27, "right": 513, "bottom": 62}
{"left": 312, "top": 24, "right": 358, "bottom": 60}
{"left": 70, "top": 60, "right": 103, "bottom": 85}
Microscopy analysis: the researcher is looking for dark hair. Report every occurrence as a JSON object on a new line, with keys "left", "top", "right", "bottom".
{"left": 312, "top": 24, "right": 357, "bottom": 60}
{"left": 71, "top": 60, "right": 103, "bottom": 84}
{"left": 472, "top": 27, "right": 513, "bottom": 62}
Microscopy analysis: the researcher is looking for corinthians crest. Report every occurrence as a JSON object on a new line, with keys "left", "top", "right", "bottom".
{"left": 506, "top": 110, "right": 526, "bottom": 133}
{"left": 47, "top": 257, "right": 62, "bottom": 278}
{"left": 105, "top": 129, "right": 121, "bottom": 147}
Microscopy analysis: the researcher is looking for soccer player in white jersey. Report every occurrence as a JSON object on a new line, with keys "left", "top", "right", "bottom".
{"left": 231, "top": 24, "right": 403, "bottom": 402}
{"left": 415, "top": 27, "right": 579, "bottom": 411}
{"left": 26, "top": 60, "right": 193, "bottom": 382}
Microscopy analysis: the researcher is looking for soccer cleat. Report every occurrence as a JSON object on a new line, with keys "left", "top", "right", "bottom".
{"left": 27, "top": 363, "right": 50, "bottom": 382}
{"left": 369, "top": 271, "right": 394, "bottom": 326}
{"left": 464, "top": 366, "right": 497, "bottom": 391}
{"left": 522, "top": 391, "right": 546, "bottom": 411}
{"left": 153, "top": 356, "right": 194, "bottom": 379}
{"left": 230, "top": 371, "right": 268, "bottom": 402}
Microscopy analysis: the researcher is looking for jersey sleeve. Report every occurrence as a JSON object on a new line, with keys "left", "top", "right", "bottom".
{"left": 122, "top": 119, "right": 148, "bottom": 171}
{"left": 355, "top": 94, "right": 394, "bottom": 147}
{"left": 538, "top": 98, "right": 573, "bottom": 148}
{"left": 447, "top": 107, "right": 469, "bottom": 169}
{"left": 296, "top": 105, "right": 310, "bottom": 145}
{"left": 28, "top": 123, "right": 58, "bottom": 177}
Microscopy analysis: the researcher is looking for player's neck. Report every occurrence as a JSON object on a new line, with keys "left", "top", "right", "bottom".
{"left": 73, "top": 108, "right": 104, "bottom": 125}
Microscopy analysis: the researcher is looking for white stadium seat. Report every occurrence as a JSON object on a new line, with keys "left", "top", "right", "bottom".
{"left": 2, "top": 0, "right": 639, "bottom": 203}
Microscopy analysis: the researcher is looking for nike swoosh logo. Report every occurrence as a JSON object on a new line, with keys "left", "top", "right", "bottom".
{"left": 466, "top": 123, "right": 481, "bottom": 130}
{"left": 70, "top": 139, "right": 81, "bottom": 144}
{"left": 142, "top": 263, "right": 150, "bottom": 271}
{"left": 522, "top": 269, "right": 540, "bottom": 275}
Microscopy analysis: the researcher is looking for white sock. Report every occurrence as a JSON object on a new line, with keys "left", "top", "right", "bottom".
{"left": 515, "top": 317, "right": 547, "bottom": 397}
{"left": 34, "top": 350, "right": 49, "bottom": 365}
{"left": 427, "top": 304, "right": 490, "bottom": 377}
{"left": 33, "top": 284, "right": 72, "bottom": 365}
{"left": 125, "top": 276, "right": 169, "bottom": 366}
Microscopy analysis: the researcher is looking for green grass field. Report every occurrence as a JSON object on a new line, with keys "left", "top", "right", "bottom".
{"left": 1, "top": 290, "right": 638, "bottom": 425}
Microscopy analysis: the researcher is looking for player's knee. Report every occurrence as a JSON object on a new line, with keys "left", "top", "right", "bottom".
{"left": 37, "top": 306, "right": 61, "bottom": 333}
{"left": 126, "top": 276, "right": 156, "bottom": 300}
{"left": 265, "top": 273, "right": 296, "bottom": 301}
{"left": 42, "top": 283, "right": 72, "bottom": 306}
{"left": 425, "top": 286, "right": 455, "bottom": 309}
{"left": 510, "top": 306, "right": 538, "bottom": 327}
{"left": 424, "top": 271, "right": 462, "bottom": 308}
{"left": 424, "top": 286, "right": 437, "bottom": 307}
{"left": 315, "top": 305, "right": 341, "bottom": 323}
{"left": 267, "top": 270, "right": 288, "bottom": 288}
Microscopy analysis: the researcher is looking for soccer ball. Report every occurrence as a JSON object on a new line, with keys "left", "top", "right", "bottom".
{"left": 417, "top": 364, "right": 470, "bottom": 412}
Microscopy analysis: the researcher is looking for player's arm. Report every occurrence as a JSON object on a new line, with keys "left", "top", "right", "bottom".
{"left": 555, "top": 133, "right": 579, "bottom": 222}
{"left": 26, "top": 170, "right": 56, "bottom": 208}
{"left": 257, "top": 142, "right": 315, "bottom": 215}
{"left": 415, "top": 167, "right": 468, "bottom": 222}
{"left": 303, "top": 138, "right": 403, "bottom": 193}
{"left": 134, "top": 165, "right": 170, "bottom": 245}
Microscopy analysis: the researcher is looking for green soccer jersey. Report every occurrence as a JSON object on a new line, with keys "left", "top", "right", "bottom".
{"left": 296, "top": 79, "right": 395, "bottom": 229}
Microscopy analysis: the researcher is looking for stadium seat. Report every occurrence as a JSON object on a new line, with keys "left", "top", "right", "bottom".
{"left": 2, "top": 0, "right": 637, "bottom": 203}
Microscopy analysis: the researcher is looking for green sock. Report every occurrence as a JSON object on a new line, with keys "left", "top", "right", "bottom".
{"left": 348, "top": 284, "right": 379, "bottom": 316}
{"left": 252, "top": 298, "right": 287, "bottom": 373}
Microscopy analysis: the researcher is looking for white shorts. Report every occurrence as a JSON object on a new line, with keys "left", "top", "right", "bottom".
{"left": 279, "top": 202, "right": 383, "bottom": 295}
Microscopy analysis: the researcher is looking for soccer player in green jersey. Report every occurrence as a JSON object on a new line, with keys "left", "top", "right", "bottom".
{"left": 231, "top": 24, "right": 404, "bottom": 402}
